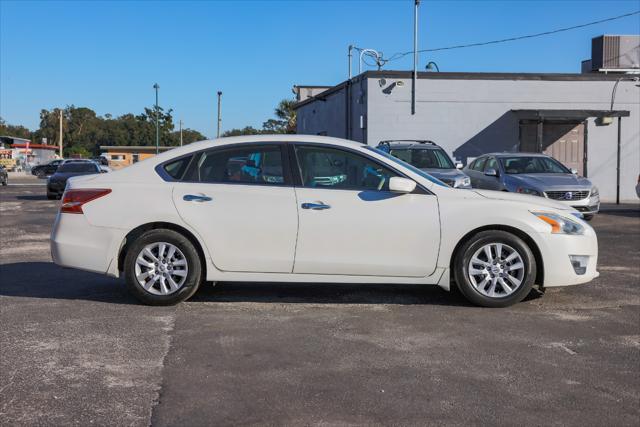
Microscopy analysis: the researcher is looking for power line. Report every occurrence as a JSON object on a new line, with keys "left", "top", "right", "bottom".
{"left": 384, "top": 10, "right": 640, "bottom": 62}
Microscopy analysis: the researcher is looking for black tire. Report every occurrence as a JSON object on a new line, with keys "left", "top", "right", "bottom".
{"left": 453, "top": 230, "right": 536, "bottom": 308}
{"left": 582, "top": 214, "right": 594, "bottom": 221}
{"left": 124, "top": 229, "right": 202, "bottom": 306}
{"left": 36, "top": 170, "right": 45, "bottom": 178}
{"left": 1, "top": 180, "right": 6, "bottom": 186}
{"left": 46, "top": 193, "right": 57, "bottom": 200}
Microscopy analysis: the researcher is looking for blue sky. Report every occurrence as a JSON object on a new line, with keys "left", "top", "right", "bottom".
{"left": 1, "top": 0, "right": 639, "bottom": 137}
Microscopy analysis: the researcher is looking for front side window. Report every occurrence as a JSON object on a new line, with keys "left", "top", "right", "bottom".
{"left": 484, "top": 157, "right": 498, "bottom": 172}
{"left": 187, "top": 145, "right": 285, "bottom": 185}
{"left": 295, "top": 146, "right": 398, "bottom": 191}
{"left": 500, "top": 156, "right": 570, "bottom": 174}
{"left": 471, "top": 157, "right": 487, "bottom": 171}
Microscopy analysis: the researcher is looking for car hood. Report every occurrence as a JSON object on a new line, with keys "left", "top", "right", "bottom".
{"left": 472, "top": 189, "right": 575, "bottom": 212}
{"left": 506, "top": 173, "right": 592, "bottom": 190}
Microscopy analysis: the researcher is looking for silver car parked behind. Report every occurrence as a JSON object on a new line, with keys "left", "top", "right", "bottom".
{"left": 377, "top": 140, "right": 471, "bottom": 188}
{"left": 464, "top": 153, "right": 599, "bottom": 220}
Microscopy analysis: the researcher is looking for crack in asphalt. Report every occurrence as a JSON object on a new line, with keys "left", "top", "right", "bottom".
{"left": 147, "top": 306, "right": 179, "bottom": 427}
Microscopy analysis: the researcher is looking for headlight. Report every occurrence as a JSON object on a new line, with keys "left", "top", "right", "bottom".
{"left": 517, "top": 187, "right": 542, "bottom": 196}
{"left": 456, "top": 177, "right": 471, "bottom": 188}
{"left": 532, "top": 212, "right": 585, "bottom": 235}
{"left": 591, "top": 186, "right": 599, "bottom": 197}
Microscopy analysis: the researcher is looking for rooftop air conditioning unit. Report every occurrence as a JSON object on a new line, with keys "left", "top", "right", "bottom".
{"left": 591, "top": 35, "right": 640, "bottom": 71}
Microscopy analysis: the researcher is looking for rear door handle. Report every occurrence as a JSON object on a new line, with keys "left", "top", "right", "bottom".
{"left": 183, "top": 194, "right": 212, "bottom": 202}
{"left": 301, "top": 202, "right": 331, "bottom": 210}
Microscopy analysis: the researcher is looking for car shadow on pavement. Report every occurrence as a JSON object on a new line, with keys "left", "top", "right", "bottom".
{"left": 599, "top": 208, "right": 640, "bottom": 218}
{"left": 0, "top": 262, "right": 137, "bottom": 305}
{"left": 16, "top": 194, "right": 50, "bottom": 201}
{"left": 190, "top": 282, "right": 475, "bottom": 307}
{"left": 1, "top": 262, "right": 542, "bottom": 307}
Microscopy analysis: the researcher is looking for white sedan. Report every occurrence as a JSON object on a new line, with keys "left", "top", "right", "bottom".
{"left": 50, "top": 135, "right": 599, "bottom": 307}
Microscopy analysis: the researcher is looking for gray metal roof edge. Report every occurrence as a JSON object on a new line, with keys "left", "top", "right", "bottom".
{"left": 293, "top": 70, "right": 639, "bottom": 109}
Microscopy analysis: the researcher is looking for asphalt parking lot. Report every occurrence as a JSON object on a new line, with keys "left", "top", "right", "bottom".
{"left": 1, "top": 181, "right": 639, "bottom": 426}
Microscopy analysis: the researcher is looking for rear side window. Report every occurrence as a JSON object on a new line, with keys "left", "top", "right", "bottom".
{"left": 186, "top": 145, "right": 286, "bottom": 185}
{"left": 164, "top": 156, "right": 192, "bottom": 179}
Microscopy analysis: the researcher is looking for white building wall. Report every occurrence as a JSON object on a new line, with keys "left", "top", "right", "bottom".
{"left": 364, "top": 76, "right": 639, "bottom": 202}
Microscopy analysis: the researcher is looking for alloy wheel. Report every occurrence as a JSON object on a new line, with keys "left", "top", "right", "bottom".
{"left": 467, "top": 243, "right": 525, "bottom": 298}
{"left": 134, "top": 242, "right": 189, "bottom": 295}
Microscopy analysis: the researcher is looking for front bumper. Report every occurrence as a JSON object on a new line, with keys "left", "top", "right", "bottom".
{"left": 550, "top": 195, "right": 600, "bottom": 215}
{"left": 534, "top": 228, "right": 599, "bottom": 287}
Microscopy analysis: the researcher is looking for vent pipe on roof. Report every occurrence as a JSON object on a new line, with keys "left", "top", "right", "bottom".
{"left": 412, "top": 0, "right": 420, "bottom": 115}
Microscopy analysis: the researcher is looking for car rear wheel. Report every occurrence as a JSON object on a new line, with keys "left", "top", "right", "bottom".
{"left": 582, "top": 214, "right": 594, "bottom": 221}
{"left": 124, "top": 229, "right": 202, "bottom": 306}
{"left": 453, "top": 230, "right": 536, "bottom": 308}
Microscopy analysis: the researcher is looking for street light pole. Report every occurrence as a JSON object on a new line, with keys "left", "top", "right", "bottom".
{"left": 179, "top": 119, "right": 183, "bottom": 146}
{"left": 216, "top": 91, "right": 222, "bottom": 138}
{"left": 412, "top": 0, "right": 420, "bottom": 115}
{"left": 58, "top": 109, "right": 63, "bottom": 158}
{"left": 153, "top": 83, "right": 160, "bottom": 154}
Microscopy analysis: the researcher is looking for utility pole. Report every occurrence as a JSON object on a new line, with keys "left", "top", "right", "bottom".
{"left": 153, "top": 83, "right": 160, "bottom": 154}
{"left": 216, "top": 91, "right": 222, "bottom": 138}
{"left": 348, "top": 44, "right": 353, "bottom": 79}
{"left": 58, "top": 109, "right": 63, "bottom": 158}
{"left": 179, "top": 119, "right": 183, "bottom": 146}
{"left": 412, "top": 0, "right": 420, "bottom": 115}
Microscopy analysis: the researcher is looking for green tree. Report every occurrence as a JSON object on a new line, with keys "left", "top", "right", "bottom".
{"left": 222, "top": 126, "right": 263, "bottom": 137}
{"left": 274, "top": 99, "right": 297, "bottom": 134}
{"left": 0, "top": 117, "right": 32, "bottom": 139}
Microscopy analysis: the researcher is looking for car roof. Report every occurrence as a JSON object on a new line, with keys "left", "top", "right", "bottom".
{"left": 378, "top": 140, "right": 441, "bottom": 149}
{"left": 476, "top": 152, "right": 551, "bottom": 159}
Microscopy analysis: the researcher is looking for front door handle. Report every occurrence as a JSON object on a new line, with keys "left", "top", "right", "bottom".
{"left": 301, "top": 202, "right": 331, "bottom": 210}
{"left": 183, "top": 194, "right": 212, "bottom": 202}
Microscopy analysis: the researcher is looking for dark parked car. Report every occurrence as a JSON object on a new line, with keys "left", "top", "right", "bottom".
{"left": 463, "top": 153, "right": 599, "bottom": 220}
{"left": 31, "top": 159, "right": 65, "bottom": 178}
{"left": 0, "top": 165, "right": 7, "bottom": 186}
{"left": 47, "top": 161, "right": 105, "bottom": 199}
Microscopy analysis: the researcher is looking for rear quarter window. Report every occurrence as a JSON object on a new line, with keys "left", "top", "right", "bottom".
{"left": 163, "top": 156, "right": 192, "bottom": 180}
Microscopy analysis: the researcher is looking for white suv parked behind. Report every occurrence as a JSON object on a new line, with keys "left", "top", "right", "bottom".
{"left": 51, "top": 135, "right": 599, "bottom": 307}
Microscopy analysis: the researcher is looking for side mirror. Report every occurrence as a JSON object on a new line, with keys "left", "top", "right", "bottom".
{"left": 389, "top": 177, "right": 416, "bottom": 193}
{"left": 570, "top": 168, "right": 578, "bottom": 175}
{"left": 484, "top": 168, "right": 498, "bottom": 177}
{"left": 456, "top": 163, "right": 463, "bottom": 170}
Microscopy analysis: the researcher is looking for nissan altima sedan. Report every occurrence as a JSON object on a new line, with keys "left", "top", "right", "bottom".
{"left": 464, "top": 153, "right": 600, "bottom": 220}
{"left": 50, "top": 136, "right": 599, "bottom": 307}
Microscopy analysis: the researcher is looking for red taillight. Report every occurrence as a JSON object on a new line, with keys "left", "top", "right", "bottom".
{"left": 61, "top": 189, "right": 112, "bottom": 214}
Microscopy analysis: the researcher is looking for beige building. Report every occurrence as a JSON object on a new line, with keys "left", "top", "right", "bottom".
{"left": 100, "top": 146, "right": 175, "bottom": 169}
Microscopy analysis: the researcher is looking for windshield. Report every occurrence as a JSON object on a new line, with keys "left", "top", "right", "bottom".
{"left": 364, "top": 147, "right": 448, "bottom": 187}
{"left": 500, "top": 156, "right": 570, "bottom": 174}
{"left": 389, "top": 148, "right": 455, "bottom": 169}
{"left": 58, "top": 162, "right": 98, "bottom": 173}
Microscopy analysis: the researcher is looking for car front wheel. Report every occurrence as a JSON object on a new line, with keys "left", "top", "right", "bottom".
{"left": 453, "top": 230, "right": 536, "bottom": 308}
{"left": 124, "top": 229, "right": 202, "bottom": 306}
